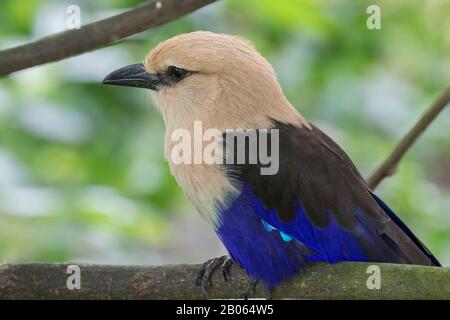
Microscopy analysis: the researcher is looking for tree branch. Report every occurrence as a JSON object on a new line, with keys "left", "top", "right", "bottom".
{"left": 0, "top": 262, "right": 448, "bottom": 299}
{"left": 367, "top": 86, "right": 450, "bottom": 189}
{"left": 0, "top": 0, "right": 218, "bottom": 76}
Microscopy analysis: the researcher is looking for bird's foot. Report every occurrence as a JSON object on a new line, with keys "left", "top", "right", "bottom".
{"left": 244, "top": 278, "right": 258, "bottom": 300}
{"left": 244, "top": 279, "right": 273, "bottom": 300}
{"left": 195, "top": 255, "right": 233, "bottom": 296}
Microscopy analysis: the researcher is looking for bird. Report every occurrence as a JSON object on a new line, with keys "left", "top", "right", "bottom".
{"left": 103, "top": 31, "right": 441, "bottom": 296}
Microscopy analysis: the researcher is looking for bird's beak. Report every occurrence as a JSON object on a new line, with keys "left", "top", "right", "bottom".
{"left": 102, "top": 63, "right": 162, "bottom": 90}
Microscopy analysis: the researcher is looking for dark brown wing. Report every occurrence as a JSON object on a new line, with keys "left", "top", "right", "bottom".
{"left": 225, "top": 121, "right": 440, "bottom": 266}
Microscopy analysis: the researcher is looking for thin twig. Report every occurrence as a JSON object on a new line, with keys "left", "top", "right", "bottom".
{"left": 367, "top": 86, "right": 450, "bottom": 189}
{"left": 0, "top": 0, "right": 218, "bottom": 76}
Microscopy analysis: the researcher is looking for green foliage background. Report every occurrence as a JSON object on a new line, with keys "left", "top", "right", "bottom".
{"left": 0, "top": 0, "right": 449, "bottom": 265}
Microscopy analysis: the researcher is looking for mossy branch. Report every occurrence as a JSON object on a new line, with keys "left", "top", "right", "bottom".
{"left": 0, "top": 262, "right": 448, "bottom": 299}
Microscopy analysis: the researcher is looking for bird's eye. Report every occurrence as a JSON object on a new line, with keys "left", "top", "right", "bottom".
{"left": 166, "top": 66, "right": 189, "bottom": 82}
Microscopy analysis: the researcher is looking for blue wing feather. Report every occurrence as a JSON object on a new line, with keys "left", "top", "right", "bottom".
{"left": 216, "top": 184, "right": 370, "bottom": 286}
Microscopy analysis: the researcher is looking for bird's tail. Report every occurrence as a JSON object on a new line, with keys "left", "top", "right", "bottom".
{"left": 371, "top": 192, "right": 441, "bottom": 267}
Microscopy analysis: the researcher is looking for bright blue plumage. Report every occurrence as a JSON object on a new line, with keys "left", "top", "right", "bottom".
{"left": 216, "top": 184, "right": 370, "bottom": 287}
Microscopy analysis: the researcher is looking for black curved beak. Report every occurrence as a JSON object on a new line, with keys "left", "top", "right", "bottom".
{"left": 102, "top": 63, "right": 162, "bottom": 90}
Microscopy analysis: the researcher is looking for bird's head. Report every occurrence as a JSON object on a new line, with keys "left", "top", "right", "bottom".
{"left": 103, "top": 31, "right": 308, "bottom": 131}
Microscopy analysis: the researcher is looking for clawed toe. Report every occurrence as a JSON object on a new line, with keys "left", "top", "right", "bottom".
{"left": 244, "top": 278, "right": 258, "bottom": 300}
{"left": 195, "top": 255, "right": 233, "bottom": 296}
{"left": 221, "top": 256, "right": 233, "bottom": 282}
{"left": 195, "top": 257, "right": 272, "bottom": 299}
{"left": 244, "top": 279, "right": 273, "bottom": 300}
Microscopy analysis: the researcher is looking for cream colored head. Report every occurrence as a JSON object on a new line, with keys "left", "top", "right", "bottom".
{"left": 142, "top": 31, "right": 308, "bottom": 131}
{"left": 103, "top": 31, "right": 309, "bottom": 131}
{"left": 102, "top": 31, "right": 309, "bottom": 226}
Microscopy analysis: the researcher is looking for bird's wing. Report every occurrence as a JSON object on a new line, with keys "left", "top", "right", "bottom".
{"left": 224, "top": 121, "right": 440, "bottom": 266}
